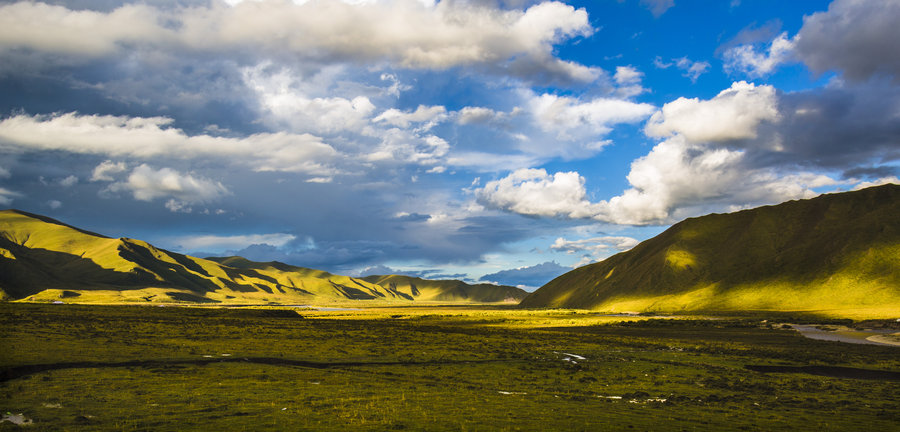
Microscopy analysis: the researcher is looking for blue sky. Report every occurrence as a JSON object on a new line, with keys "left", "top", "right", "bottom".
{"left": 1, "top": 0, "right": 899, "bottom": 289}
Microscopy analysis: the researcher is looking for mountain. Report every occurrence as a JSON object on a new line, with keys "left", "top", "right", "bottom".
{"left": 361, "top": 274, "right": 526, "bottom": 303}
{"left": 520, "top": 184, "right": 900, "bottom": 318}
{"left": 0, "top": 210, "right": 525, "bottom": 304}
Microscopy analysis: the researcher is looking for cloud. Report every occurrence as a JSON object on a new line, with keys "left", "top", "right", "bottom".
{"left": 851, "top": 177, "right": 900, "bottom": 191}
{"left": 168, "top": 232, "right": 298, "bottom": 252}
{"left": 644, "top": 81, "right": 779, "bottom": 144}
{"left": 721, "top": 0, "right": 900, "bottom": 82}
{"left": 0, "top": 112, "right": 340, "bottom": 176}
{"left": 456, "top": 106, "right": 508, "bottom": 125}
{"left": 366, "top": 130, "right": 449, "bottom": 166}
{"left": 374, "top": 105, "right": 448, "bottom": 129}
{"left": 674, "top": 57, "right": 710, "bottom": 82}
{"left": 599, "top": 136, "right": 840, "bottom": 225}
{"left": 639, "top": 0, "right": 675, "bottom": 17}
{"left": 550, "top": 236, "right": 639, "bottom": 255}
{"left": 478, "top": 136, "right": 838, "bottom": 226}
{"left": 222, "top": 239, "right": 400, "bottom": 273}
{"left": 448, "top": 87, "right": 658, "bottom": 165}
{"left": 479, "top": 261, "right": 569, "bottom": 289}
{"left": 655, "top": 56, "right": 710, "bottom": 83}
{"left": 356, "top": 264, "right": 398, "bottom": 277}
{"left": 0, "top": 1, "right": 169, "bottom": 57}
{"left": 104, "top": 164, "right": 230, "bottom": 209}
{"left": 447, "top": 151, "right": 542, "bottom": 173}
{"left": 0, "top": 187, "right": 21, "bottom": 206}
{"left": 58, "top": 175, "right": 78, "bottom": 188}
{"left": 525, "top": 91, "right": 655, "bottom": 154}
{"left": 749, "top": 78, "right": 900, "bottom": 171}
{"left": 355, "top": 264, "right": 467, "bottom": 280}
{"left": 723, "top": 31, "right": 794, "bottom": 78}
{"left": 476, "top": 168, "right": 601, "bottom": 219}
{"left": 0, "top": 0, "right": 598, "bottom": 84}
{"left": 90, "top": 160, "right": 128, "bottom": 182}
{"left": 550, "top": 235, "right": 640, "bottom": 266}
{"left": 466, "top": 76, "right": 900, "bottom": 227}
{"left": 46, "top": 199, "right": 62, "bottom": 209}
{"left": 613, "top": 65, "right": 647, "bottom": 97}
{"left": 242, "top": 64, "right": 377, "bottom": 135}
{"left": 792, "top": 0, "right": 900, "bottom": 82}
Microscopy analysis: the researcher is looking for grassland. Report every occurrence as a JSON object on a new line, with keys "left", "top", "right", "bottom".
{"left": 1, "top": 303, "right": 898, "bottom": 431}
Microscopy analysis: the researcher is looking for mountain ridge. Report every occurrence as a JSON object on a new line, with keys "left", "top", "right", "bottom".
{"left": 361, "top": 274, "right": 526, "bottom": 303}
{"left": 0, "top": 210, "right": 527, "bottom": 304}
{"left": 520, "top": 184, "right": 900, "bottom": 318}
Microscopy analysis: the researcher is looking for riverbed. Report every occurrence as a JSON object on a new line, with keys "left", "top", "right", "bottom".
{"left": 790, "top": 324, "right": 900, "bottom": 347}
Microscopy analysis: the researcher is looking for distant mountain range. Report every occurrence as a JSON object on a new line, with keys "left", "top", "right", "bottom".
{"left": 0, "top": 210, "right": 526, "bottom": 304}
{"left": 521, "top": 184, "right": 900, "bottom": 318}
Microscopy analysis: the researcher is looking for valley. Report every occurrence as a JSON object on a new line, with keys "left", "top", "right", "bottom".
{"left": 2, "top": 187, "right": 899, "bottom": 430}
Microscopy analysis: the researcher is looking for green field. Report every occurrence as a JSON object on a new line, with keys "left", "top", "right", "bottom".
{"left": 1, "top": 303, "right": 898, "bottom": 431}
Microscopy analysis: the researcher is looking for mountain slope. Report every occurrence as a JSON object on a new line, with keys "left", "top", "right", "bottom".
{"left": 0, "top": 210, "right": 524, "bottom": 304}
{"left": 520, "top": 184, "right": 900, "bottom": 318}
{"left": 361, "top": 274, "right": 527, "bottom": 302}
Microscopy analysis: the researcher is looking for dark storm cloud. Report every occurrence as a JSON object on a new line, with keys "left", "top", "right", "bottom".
{"left": 793, "top": 0, "right": 900, "bottom": 82}
{"left": 744, "top": 80, "right": 900, "bottom": 171}
{"left": 0, "top": 57, "right": 263, "bottom": 136}
{"left": 841, "top": 166, "right": 898, "bottom": 180}
{"left": 479, "top": 261, "right": 569, "bottom": 289}
{"left": 189, "top": 211, "right": 560, "bottom": 275}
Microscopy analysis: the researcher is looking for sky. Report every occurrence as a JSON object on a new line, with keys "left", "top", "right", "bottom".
{"left": 1, "top": 0, "right": 899, "bottom": 290}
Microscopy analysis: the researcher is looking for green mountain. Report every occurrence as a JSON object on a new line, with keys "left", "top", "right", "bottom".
{"left": 361, "top": 274, "right": 526, "bottom": 303}
{"left": 520, "top": 184, "right": 900, "bottom": 319}
{"left": 0, "top": 210, "right": 526, "bottom": 304}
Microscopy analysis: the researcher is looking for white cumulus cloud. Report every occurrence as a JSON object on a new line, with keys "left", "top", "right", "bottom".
{"left": 477, "top": 136, "right": 838, "bottom": 226}
{"left": 58, "top": 175, "right": 78, "bottom": 188}
{"left": 374, "top": 105, "right": 448, "bottom": 129}
{"left": 0, "top": 112, "right": 340, "bottom": 176}
{"left": 367, "top": 130, "right": 449, "bottom": 166}
{"left": 0, "top": 2, "right": 170, "bottom": 57}
{"left": 593, "top": 136, "right": 837, "bottom": 225}
{"left": 529, "top": 92, "right": 655, "bottom": 140}
{"left": 105, "top": 164, "right": 230, "bottom": 208}
{"left": 723, "top": 32, "right": 795, "bottom": 78}
{"left": 476, "top": 168, "right": 601, "bottom": 219}
{"left": 644, "top": 81, "right": 779, "bottom": 144}
{"left": 90, "top": 160, "right": 128, "bottom": 182}
{"left": 0, "top": 0, "right": 598, "bottom": 84}
{"left": 242, "top": 64, "right": 377, "bottom": 135}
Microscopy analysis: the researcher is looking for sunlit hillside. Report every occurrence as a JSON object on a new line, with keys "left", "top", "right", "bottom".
{"left": 361, "top": 274, "right": 526, "bottom": 303}
{"left": 0, "top": 210, "right": 525, "bottom": 304}
{"left": 521, "top": 184, "right": 900, "bottom": 319}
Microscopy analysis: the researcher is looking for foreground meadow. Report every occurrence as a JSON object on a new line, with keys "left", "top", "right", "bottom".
{"left": 1, "top": 303, "right": 898, "bottom": 431}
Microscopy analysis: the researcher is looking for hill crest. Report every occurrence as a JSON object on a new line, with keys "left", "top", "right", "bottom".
{"left": 520, "top": 184, "right": 900, "bottom": 318}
